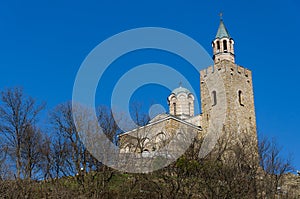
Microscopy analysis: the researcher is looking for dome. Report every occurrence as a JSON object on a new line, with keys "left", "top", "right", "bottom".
{"left": 172, "top": 86, "right": 191, "bottom": 95}
{"left": 168, "top": 85, "right": 195, "bottom": 119}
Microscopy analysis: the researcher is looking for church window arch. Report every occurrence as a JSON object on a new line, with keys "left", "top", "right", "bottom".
{"left": 223, "top": 40, "right": 228, "bottom": 52}
{"left": 238, "top": 90, "right": 244, "bottom": 106}
{"left": 142, "top": 149, "right": 150, "bottom": 157}
{"left": 155, "top": 132, "right": 166, "bottom": 148}
{"left": 212, "top": 90, "right": 217, "bottom": 106}
{"left": 124, "top": 145, "right": 131, "bottom": 152}
{"left": 216, "top": 41, "right": 220, "bottom": 50}
{"left": 173, "top": 102, "right": 176, "bottom": 115}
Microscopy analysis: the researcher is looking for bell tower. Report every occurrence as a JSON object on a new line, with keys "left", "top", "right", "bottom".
{"left": 212, "top": 14, "right": 235, "bottom": 64}
{"left": 200, "top": 16, "right": 258, "bottom": 161}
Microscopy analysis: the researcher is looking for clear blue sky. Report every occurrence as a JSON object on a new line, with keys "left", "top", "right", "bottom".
{"left": 0, "top": 0, "right": 299, "bottom": 170}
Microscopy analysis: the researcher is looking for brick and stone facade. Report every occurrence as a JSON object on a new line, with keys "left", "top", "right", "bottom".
{"left": 119, "top": 18, "right": 258, "bottom": 161}
{"left": 118, "top": 19, "right": 300, "bottom": 194}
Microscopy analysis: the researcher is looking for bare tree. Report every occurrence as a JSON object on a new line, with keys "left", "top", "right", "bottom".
{"left": 130, "top": 102, "right": 150, "bottom": 127}
{"left": 20, "top": 125, "right": 44, "bottom": 180}
{"left": 50, "top": 133, "right": 73, "bottom": 178}
{"left": 50, "top": 102, "right": 87, "bottom": 175}
{"left": 0, "top": 142, "right": 10, "bottom": 180}
{"left": 0, "top": 87, "right": 44, "bottom": 179}
{"left": 258, "top": 136, "right": 293, "bottom": 198}
{"left": 97, "top": 105, "right": 121, "bottom": 144}
{"left": 37, "top": 134, "right": 53, "bottom": 180}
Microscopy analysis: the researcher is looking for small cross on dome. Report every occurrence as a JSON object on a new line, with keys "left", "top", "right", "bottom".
{"left": 179, "top": 81, "right": 182, "bottom": 87}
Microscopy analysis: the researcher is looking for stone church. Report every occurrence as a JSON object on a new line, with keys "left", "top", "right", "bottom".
{"left": 118, "top": 18, "right": 300, "bottom": 197}
{"left": 119, "top": 18, "right": 257, "bottom": 159}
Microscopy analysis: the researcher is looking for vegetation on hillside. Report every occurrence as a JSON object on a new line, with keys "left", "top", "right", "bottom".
{"left": 0, "top": 87, "right": 296, "bottom": 198}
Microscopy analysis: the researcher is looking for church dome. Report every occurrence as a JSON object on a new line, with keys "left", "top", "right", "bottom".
{"left": 172, "top": 86, "right": 191, "bottom": 95}
{"left": 168, "top": 85, "right": 195, "bottom": 120}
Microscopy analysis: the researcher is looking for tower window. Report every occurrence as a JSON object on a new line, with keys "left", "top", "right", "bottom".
{"left": 212, "top": 91, "right": 217, "bottom": 106}
{"left": 238, "top": 90, "right": 244, "bottom": 106}
{"left": 173, "top": 103, "right": 176, "bottom": 115}
{"left": 189, "top": 102, "right": 191, "bottom": 116}
{"left": 216, "top": 41, "right": 220, "bottom": 50}
{"left": 223, "top": 40, "right": 228, "bottom": 52}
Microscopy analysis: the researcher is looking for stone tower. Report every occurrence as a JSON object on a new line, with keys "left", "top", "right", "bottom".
{"left": 200, "top": 18, "right": 258, "bottom": 159}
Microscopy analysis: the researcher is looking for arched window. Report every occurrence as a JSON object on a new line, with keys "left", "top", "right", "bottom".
{"left": 189, "top": 102, "right": 191, "bottom": 116}
{"left": 124, "top": 145, "right": 131, "bottom": 153}
{"left": 155, "top": 132, "right": 166, "bottom": 143}
{"left": 238, "top": 90, "right": 244, "bottom": 106}
{"left": 212, "top": 91, "right": 217, "bottom": 106}
{"left": 173, "top": 102, "right": 176, "bottom": 115}
{"left": 223, "top": 40, "right": 228, "bottom": 52}
{"left": 216, "top": 41, "right": 220, "bottom": 50}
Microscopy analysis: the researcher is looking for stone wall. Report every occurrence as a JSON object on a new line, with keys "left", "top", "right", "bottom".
{"left": 119, "top": 116, "right": 201, "bottom": 155}
{"left": 200, "top": 60, "right": 258, "bottom": 159}
{"left": 281, "top": 173, "right": 300, "bottom": 198}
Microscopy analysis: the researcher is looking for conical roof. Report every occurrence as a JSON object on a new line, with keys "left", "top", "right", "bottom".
{"left": 215, "top": 19, "right": 231, "bottom": 39}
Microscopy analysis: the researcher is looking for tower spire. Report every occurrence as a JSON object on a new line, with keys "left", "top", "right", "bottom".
{"left": 212, "top": 14, "right": 235, "bottom": 64}
{"left": 215, "top": 15, "right": 231, "bottom": 39}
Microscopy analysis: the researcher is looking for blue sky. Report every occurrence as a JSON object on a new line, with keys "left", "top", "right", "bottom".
{"left": 0, "top": 0, "right": 299, "bottom": 170}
